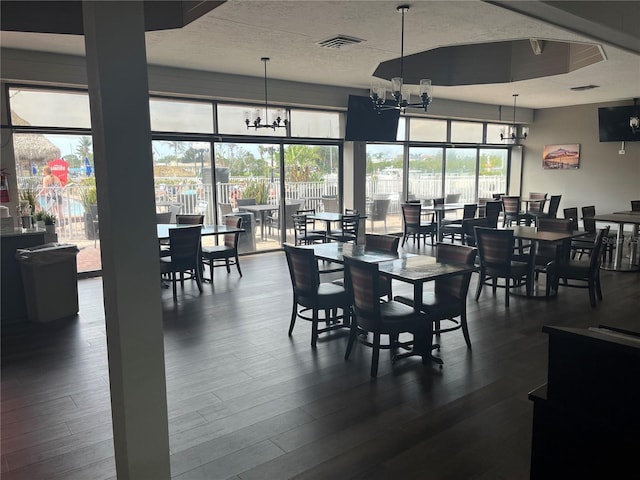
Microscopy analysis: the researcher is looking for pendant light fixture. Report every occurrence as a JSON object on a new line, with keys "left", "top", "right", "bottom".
{"left": 244, "top": 57, "right": 288, "bottom": 130}
{"left": 370, "top": 5, "right": 432, "bottom": 113}
{"left": 500, "top": 94, "right": 529, "bottom": 142}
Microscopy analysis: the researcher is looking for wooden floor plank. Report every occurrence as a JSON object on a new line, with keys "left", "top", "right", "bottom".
{"left": 1, "top": 247, "right": 638, "bottom": 479}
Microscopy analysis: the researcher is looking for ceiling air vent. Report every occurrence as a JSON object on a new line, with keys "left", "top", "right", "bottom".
{"left": 317, "top": 35, "right": 364, "bottom": 49}
{"left": 570, "top": 85, "right": 600, "bottom": 91}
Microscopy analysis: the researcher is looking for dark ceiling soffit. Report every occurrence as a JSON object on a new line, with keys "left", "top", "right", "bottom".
{"left": 372, "top": 40, "right": 604, "bottom": 86}
{"left": 484, "top": 0, "right": 640, "bottom": 55}
{"left": 0, "top": 1, "right": 226, "bottom": 35}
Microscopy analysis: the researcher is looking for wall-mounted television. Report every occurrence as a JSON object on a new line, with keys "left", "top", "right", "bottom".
{"left": 344, "top": 95, "right": 400, "bottom": 142}
{"left": 598, "top": 106, "right": 639, "bottom": 142}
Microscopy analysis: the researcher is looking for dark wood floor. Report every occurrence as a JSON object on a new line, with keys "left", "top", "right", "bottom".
{"left": 2, "top": 244, "right": 639, "bottom": 480}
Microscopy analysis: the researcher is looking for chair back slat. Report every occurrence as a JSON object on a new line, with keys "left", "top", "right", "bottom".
{"left": 344, "top": 257, "right": 380, "bottom": 317}
{"left": 223, "top": 215, "right": 242, "bottom": 247}
{"left": 434, "top": 243, "right": 477, "bottom": 298}
{"left": 582, "top": 206, "right": 596, "bottom": 234}
{"left": 176, "top": 214, "right": 204, "bottom": 225}
{"left": 168, "top": 225, "right": 202, "bottom": 270}
{"left": 501, "top": 196, "right": 520, "bottom": 214}
{"left": 475, "top": 227, "right": 515, "bottom": 266}
{"left": 537, "top": 218, "right": 572, "bottom": 232}
{"left": 563, "top": 207, "right": 579, "bottom": 230}
{"left": 401, "top": 203, "right": 421, "bottom": 226}
{"left": 364, "top": 233, "right": 399, "bottom": 253}
{"left": 284, "top": 244, "right": 319, "bottom": 294}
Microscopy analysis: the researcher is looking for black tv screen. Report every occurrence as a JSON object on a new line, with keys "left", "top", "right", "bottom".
{"left": 598, "top": 106, "right": 639, "bottom": 142}
{"left": 344, "top": 95, "right": 400, "bottom": 141}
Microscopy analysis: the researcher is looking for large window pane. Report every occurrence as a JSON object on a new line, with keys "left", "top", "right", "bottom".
{"left": 217, "top": 104, "right": 287, "bottom": 137}
{"left": 444, "top": 148, "right": 477, "bottom": 203}
{"left": 152, "top": 139, "right": 212, "bottom": 223}
{"left": 409, "top": 118, "right": 447, "bottom": 142}
{"left": 450, "top": 121, "right": 483, "bottom": 143}
{"left": 9, "top": 87, "right": 91, "bottom": 128}
{"left": 408, "top": 146, "right": 443, "bottom": 201}
{"left": 478, "top": 148, "right": 508, "bottom": 198}
{"left": 150, "top": 98, "right": 213, "bottom": 133}
{"left": 14, "top": 133, "right": 98, "bottom": 274}
{"left": 290, "top": 109, "right": 341, "bottom": 138}
{"left": 367, "top": 144, "right": 403, "bottom": 233}
{"left": 486, "top": 123, "right": 508, "bottom": 144}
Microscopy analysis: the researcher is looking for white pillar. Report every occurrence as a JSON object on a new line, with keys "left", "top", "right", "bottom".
{"left": 343, "top": 141, "right": 367, "bottom": 240}
{"left": 83, "top": 2, "right": 170, "bottom": 479}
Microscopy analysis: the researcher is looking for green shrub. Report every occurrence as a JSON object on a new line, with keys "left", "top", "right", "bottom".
{"left": 242, "top": 181, "right": 269, "bottom": 204}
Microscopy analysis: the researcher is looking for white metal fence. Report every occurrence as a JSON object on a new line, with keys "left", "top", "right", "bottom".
{"left": 17, "top": 175, "right": 505, "bottom": 242}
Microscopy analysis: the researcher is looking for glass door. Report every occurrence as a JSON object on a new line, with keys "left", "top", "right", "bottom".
{"left": 366, "top": 144, "right": 403, "bottom": 234}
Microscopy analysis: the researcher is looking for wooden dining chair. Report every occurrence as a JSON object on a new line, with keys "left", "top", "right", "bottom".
{"left": 327, "top": 214, "right": 360, "bottom": 244}
{"left": 176, "top": 214, "right": 204, "bottom": 225}
{"left": 474, "top": 226, "right": 532, "bottom": 307}
{"left": 394, "top": 243, "right": 477, "bottom": 348}
{"left": 292, "top": 214, "right": 326, "bottom": 245}
{"left": 484, "top": 200, "right": 502, "bottom": 228}
{"left": 441, "top": 203, "right": 477, "bottom": 243}
{"left": 343, "top": 256, "right": 430, "bottom": 377}
{"left": 159, "top": 225, "right": 203, "bottom": 301}
{"left": 401, "top": 203, "right": 436, "bottom": 248}
{"left": 284, "top": 244, "right": 351, "bottom": 347}
{"left": 545, "top": 227, "right": 609, "bottom": 307}
{"left": 201, "top": 215, "right": 243, "bottom": 280}
{"left": 534, "top": 218, "right": 573, "bottom": 278}
{"left": 296, "top": 208, "right": 326, "bottom": 238}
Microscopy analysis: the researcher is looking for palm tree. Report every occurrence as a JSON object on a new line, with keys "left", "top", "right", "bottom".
{"left": 75, "top": 136, "right": 92, "bottom": 159}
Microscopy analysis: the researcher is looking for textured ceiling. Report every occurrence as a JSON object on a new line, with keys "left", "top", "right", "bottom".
{"left": 1, "top": 0, "right": 639, "bottom": 109}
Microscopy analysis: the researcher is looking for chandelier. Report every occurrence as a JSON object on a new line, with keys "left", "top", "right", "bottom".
{"left": 370, "top": 5, "right": 432, "bottom": 113}
{"left": 630, "top": 98, "right": 639, "bottom": 135}
{"left": 500, "top": 94, "right": 529, "bottom": 142}
{"left": 245, "top": 57, "right": 288, "bottom": 130}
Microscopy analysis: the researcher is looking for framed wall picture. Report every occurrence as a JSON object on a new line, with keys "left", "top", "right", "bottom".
{"left": 542, "top": 144, "right": 580, "bottom": 169}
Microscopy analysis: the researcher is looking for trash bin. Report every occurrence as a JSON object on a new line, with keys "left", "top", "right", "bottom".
{"left": 225, "top": 212, "right": 255, "bottom": 253}
{"left": 16, "top": 243, "right": 80, "bottom": 322}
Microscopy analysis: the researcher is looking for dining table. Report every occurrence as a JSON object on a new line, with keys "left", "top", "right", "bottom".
{"left": 589, "top": 212, "right": 640, "bottom": 272}
{"left": 377, "top": 254, "right": 478, "bottom": 365}
{"left": 308, "top": 212, "right": 367, "bottom": 236}
{"left": 304, "top": 242, "right": 476, "bottom": 366}
{"left": 509, "top": 225, "right": 587, "bottom": 297}
{"left": 422, "top": 203, "right": 466, "bottom": 241}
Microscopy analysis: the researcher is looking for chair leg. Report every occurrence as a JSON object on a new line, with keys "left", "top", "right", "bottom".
{"left": 171, "top": 272, "right": 177, "bottom": 300}
{"left": 588, "top": 281, "right": 597, "bottom": 307}
{"left": 370, "top": 332, "right": 380, "bottom": 377}
{"left": 225, "top": 258, "right": 231, "bottom": 273}
{"left": 595, "top": 273, "right": 603, "bottom": 301}
{"left": 475, "top": 272, "right": 484, "bottom": 301}
{"left": 345, "top": 322, "right": 357, "bottom": 360}
{"left": 505, "top": 278, "right": 510, "bottom": 307}
{"left": 235, "top": 254, "right": 242, "bottom": 277}
{"left": 311, "top": 309, "right": 319, "bottom": 348}
{"left": 460, "top": 311, "right": 471, "bottom": 348}
{"left": 194, "top": 267, "right": 203, "bottom": 293}
{"left": 288, "top": 295, "right": 298, "bottom": 336}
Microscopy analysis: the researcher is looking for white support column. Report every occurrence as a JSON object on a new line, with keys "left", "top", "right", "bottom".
{"left": 82, "top": 2, "right": 170, "bottom": 479}
{"left": 343, "top": 141, "right": 367, "bottom": 240}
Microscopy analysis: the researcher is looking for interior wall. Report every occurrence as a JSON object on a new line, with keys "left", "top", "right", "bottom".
{"left": 521, "top": 101, "right": 640, "bottom": 215}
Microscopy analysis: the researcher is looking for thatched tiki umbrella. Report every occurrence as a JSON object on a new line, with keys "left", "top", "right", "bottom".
{"left": 10, "top": 111, "right": 61, "bottom": 177}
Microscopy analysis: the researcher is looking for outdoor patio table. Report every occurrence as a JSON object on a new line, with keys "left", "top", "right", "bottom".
{"left": 236, "top": 204, "right": 278, "bottom": 240}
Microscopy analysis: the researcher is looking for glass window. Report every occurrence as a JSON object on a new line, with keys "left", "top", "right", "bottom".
{"left": 444, "top": 148, "right": 477, "bottom": 203}
{"left": 290, "top": 109, "right": 341, "bottom": 138}
{"left": 450, "top": 121, "right": 483, "bottom": 143}
{"left": 486, "top": 123, "right": 509, "bottom": 144}
{"left": 152, "top": 140, "right": 212, "bottom": 223}
{"left": 478, "top": 148, "right": 508, "bottom": 199}
{"left": 408, "top": 146, "right": 443, "bottom": 202}
{"left": 149, "top": 98, "right": 213, "bottom": 133}
{"left": 367, "top": 144, "right": 403, "bottom": 233}
{"left": 9, "top": 87, "right": 91, "bottom": 128}
{"left": 409, "top": 118, "right": 447, "bottom": 142}
{"left": 218, "top": 104, "right": 288, "bottom": 137}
